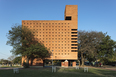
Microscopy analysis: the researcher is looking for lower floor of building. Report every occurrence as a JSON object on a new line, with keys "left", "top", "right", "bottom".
{"left": 22, "top": 57, "right": 78, "bottom": 67}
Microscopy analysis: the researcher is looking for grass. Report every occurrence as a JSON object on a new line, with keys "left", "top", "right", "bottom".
{"left": 0, "top": 67, "right": 116, "bottom": 77}
{"left": 0, "top": 66, "right": 22, "bottom": 68}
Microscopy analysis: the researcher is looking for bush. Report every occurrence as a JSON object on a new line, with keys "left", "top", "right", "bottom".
{"left": 23, "top": 62, "right": 29, "bottom": 68}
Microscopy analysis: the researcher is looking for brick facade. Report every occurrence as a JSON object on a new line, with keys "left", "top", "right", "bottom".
{"left": 22, "top": 5, "right": 78, "bottom": 66}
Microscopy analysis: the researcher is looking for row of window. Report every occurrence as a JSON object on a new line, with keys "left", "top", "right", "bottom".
{"left": 44, "top": 41, "right": 70, "bottom": 43}
{"left": 33, "top": 32, "right": 70, "bottom": 34}
{"left": 36, "top": 35, "right": 70, "bottom": 37}
{"left": 40, "top": 38, "right": 70, "bottom": 40}
{"left": 26, "top": 26, "right": 70, "bottom": 28}
{"left": 23, "top": 23, "right": 70, "bottom": 25}
{"left": 32, "top": 29, "right": 70, "bottom": 31}
{"left": 48, "top": 47, "right": 70, "bottom": 49}
{"left": 30, "top": 29, "right": 70, "bottom": 32}
{"left": 52, "top": 53, "right": 70, "bottom": 55}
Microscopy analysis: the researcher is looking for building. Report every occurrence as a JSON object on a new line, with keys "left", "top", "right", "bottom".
{"left": 22, "top": 5, "right": 78, "bottom": 67}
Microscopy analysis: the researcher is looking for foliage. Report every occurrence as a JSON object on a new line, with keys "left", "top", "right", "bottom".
{"left": 23, "top": 62, "right": 29, "bottom": 68}
{"left": 13, "top": 56, "right": 22, "bottom": 64}
{"left": 97, "top": 35, "right": 116, "bottom": 64}
{"left": 6, "top": 24, "right": 51, "bottom": 66}
{"left": 78, "top": 30, "right": 104, "bottom": 65}
{"left": 0, "top": 59, "right": 11, "bottom": 64}
{"left": 7, "top": 55, "right": 16, "bottom": 64}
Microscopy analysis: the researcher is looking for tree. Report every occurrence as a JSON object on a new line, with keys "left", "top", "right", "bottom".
{"left": 97, "top": 34, "right": 116, "bottom": 64}
{"left": 7, "top": 55, "right": 15, "bottom": 64}
{"left": 78, "top": 30, "right": 104, "bottom": 66}
{"left": 6, "top": 24, "right": 51, "bottom": 67}
{"left": 13, "top": 56, "right": 22, "bottom": 64}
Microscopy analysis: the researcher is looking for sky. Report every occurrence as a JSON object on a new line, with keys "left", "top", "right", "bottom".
{"left": 0, "top": 0, "right": 116, "bottom": 59}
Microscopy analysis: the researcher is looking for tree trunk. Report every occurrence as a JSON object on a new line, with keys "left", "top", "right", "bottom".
{"left": 26, "top": 58, "right": 29, "bottom": 66}
{"left": 81, "top": 52, "right": 84, "bottom": 66}
{"left": 30, "top": 58, "right": 34, "bottom": 66}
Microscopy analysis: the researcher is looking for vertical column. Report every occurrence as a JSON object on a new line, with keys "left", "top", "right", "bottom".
{"left": 64, "top": 60, "right": 68, "bottom": 67}
{"left": 72, "top": 61, "right": 76, "bottom": 67}
{"left": 61, "top": 62, "right": 64, "bottom": 67}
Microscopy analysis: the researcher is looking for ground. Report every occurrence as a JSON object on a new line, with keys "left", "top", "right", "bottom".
{"left": 0, "top": 66, "right": 116, "bottom": 77}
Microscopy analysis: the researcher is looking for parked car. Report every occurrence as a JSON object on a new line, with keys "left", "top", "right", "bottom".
{"left": 84, "top": 62, "right": 91, "bottom": 65}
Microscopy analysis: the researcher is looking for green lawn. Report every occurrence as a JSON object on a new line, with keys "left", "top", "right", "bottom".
{"left": 0, "top": 67, "right": 116, "bottom": 77}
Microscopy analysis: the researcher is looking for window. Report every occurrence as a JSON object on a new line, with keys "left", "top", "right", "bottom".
{"left": 65, "top": 16, "right": 71, "bottom": 20}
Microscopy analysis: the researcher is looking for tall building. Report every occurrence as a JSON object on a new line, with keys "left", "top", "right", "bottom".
{"left": 22, "top": 5, "right": 78, "bottom": 67}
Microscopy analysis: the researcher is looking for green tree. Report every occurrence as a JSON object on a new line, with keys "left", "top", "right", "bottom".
{"left": 6, "top": 24, "right": 51, "bottom": 67}
{"left": 78, "top": 30, "right": 104, "bottom": 66}
{"left": 7, "top": 55, "right": 15, "bottom": 64}
{"left": 13, "top": 56, "right": 22, "bottom": 64}
{"left": 97, "top": 34, "right": 116, "bottom": 64}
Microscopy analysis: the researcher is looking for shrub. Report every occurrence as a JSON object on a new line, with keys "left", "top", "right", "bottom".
{"left": 23, "top": 62, "right": 29, "bottom": 68}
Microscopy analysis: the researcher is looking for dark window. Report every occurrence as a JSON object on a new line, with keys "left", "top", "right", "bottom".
{"left": 65, "top": 16, "right": 71, "bottom": 20}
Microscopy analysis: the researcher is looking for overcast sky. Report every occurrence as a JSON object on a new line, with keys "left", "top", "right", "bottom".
{"left": 0, "top": 0, "right": 116, "bottom": 59}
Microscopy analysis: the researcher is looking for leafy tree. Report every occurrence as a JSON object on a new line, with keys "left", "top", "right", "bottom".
{"left": 7, "top": 55, "right": 15, "bottom": 64}
{"left": 13, "top": 56, "right": 22, "bottom": 64}
{"left": 6, "top": 24, "right": 51, "bottom": 67}
{"left": 97, "top": 34, "right": 116, "bottom": 64}
{"left": 0, "top": 59, "right": 11, "bottom": 64}
{"left": 78, "top": 30, "right": 104, "bottom": 66}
